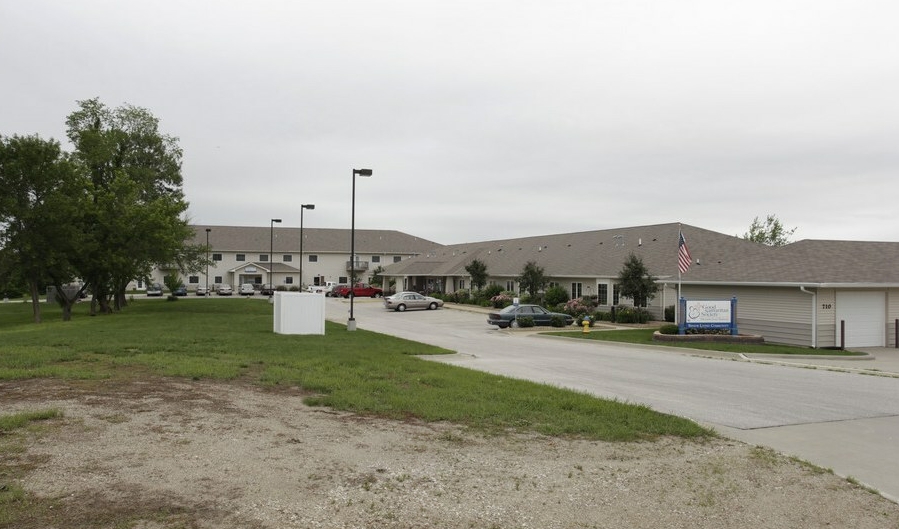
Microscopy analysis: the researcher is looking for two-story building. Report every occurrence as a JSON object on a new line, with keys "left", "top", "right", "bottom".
{"left": 149, "top": 225, "right": 440, "bottom": 293}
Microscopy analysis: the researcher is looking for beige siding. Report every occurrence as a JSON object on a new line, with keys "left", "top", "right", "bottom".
{"left": 816, "top": 289, "right": 837, "bottom": 348}
{"left": 682, "top": 286, "right": 815, "bottom": 347}
{"left": 888, "top": 289, "right": 899, "bottom": 347}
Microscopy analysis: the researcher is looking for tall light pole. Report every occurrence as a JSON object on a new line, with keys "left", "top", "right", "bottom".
{"left": 348, "top": 168, "right": 372, "bottom": 331}
{"left": 299, "top": 204, "right": 315, "bottom": 290}
{"left": 205, "top": 228, "right": 211, "bottom": 296}
{"left": 270, "top": 218, "right": 282, "bottom": 299}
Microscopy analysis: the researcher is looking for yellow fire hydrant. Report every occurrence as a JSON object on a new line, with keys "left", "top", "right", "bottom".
{"left": 582, "top": 318, "right": 591, "bottom": 333}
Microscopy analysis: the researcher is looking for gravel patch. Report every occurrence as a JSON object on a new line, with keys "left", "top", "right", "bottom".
{"left": 3, "top": 378, "right": 898, "bottom": 528}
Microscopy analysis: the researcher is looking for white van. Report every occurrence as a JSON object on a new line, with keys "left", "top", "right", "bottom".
{"left": 307, "top": 281, "right": 338, "bottom": 294}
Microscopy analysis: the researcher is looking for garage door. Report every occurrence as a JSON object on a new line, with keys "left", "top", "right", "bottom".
{"left": 836, "top": 291, "right": 885, "bottom": 347}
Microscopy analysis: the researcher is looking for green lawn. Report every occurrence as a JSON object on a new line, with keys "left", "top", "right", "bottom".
{"left": 545, "top": 327, "right": 867, "bottom": 356}
{"left": 0, "top": 299, "right": 711, "bottom": 441}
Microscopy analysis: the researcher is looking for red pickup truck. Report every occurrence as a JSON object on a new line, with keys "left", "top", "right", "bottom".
{"left": 336, "top": 283, "right": 383, "bottom": 298}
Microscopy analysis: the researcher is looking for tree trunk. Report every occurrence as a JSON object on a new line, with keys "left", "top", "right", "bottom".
{"left": 29, "top": 281, "right": 42, "bottom": 323}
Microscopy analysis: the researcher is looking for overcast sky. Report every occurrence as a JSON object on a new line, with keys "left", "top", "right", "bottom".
{"left": 3, "top": 1, "right": 897, "bottom": 245}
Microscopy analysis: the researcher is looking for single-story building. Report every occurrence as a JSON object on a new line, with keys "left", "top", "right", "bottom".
{"left": 380, "top": 222, "right": 899, "bottom": 349}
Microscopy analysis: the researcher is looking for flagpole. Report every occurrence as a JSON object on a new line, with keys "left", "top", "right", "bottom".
{"left": 676, "top": 224, "right": 682, "bottom": 326}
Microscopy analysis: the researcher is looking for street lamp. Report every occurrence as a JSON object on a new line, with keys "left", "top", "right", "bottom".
{"left": 205, "top": 228, "right": 211, "bottom": 297}
{"left": 269, "top": 218, "right": 282, "bottom": 299}
{"left": 299, "top": 204, "right": 315, "bottom": 290}
{"left": 348, "top": 168, "right": 372, "bottom": 331}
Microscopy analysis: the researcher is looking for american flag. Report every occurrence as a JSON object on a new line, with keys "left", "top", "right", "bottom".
{"left": 678, "top": 231, "right": 692, "bottom": 274}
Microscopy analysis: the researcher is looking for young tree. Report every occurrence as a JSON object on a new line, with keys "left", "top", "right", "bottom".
{"left": 465, "top": 259, "right": 488, "bottom": 291}
{"left": 0, "top": 134, "right": 87, "bottom": 322}
{"left": 517, "top": 260, "right": 547, "bottom": 299}
{"left": 65, "top": 98, "right": 194, "bottom": 313}
{"left": 742, "top": 214, "right": 796, "bottom": 246}
{"left": 616, "top": 253, "right": 659, "bottom": 308}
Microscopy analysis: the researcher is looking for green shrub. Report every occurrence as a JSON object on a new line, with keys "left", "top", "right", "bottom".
{"left": 576, "top": 314, "right": 595, "bottom": 327}
{"left": 665, "top": 305, "right": 675, "bottom": 322}
{"left": 517, "top": 316, "right": 535, "bottom": 328}
{"left": 593, "top": 311, "right": 613, "bottom": 322}
{"left": 166, "top": 295, "right": 178, "bottom": 302}
{"left": 483, "top": 284, "right": 503, "bottom": 298}
{"left": 544, "top": 285, "right": 569, "bottom": 307}
{"left": 612, "top": 306, "right": 652, "bottom": 324}
{"left": 444, "top": 289, "right": 470, "bottom": 303}
{"left": 659, "top": 324, "right": 679, "bottom": 334}
{"left": 550, "top": 315, "right": 568, "bottom": 327}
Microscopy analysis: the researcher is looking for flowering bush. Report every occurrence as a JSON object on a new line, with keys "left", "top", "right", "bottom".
{"left": 563, "top": 298, "right": 592, "bottom": 316}
{"left": 490, "top": 294, "right": 512, "bottom": 308}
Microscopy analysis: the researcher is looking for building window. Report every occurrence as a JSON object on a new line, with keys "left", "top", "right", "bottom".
{"left": 260, "top": 254, "right": 269, "bottom": 262}
{"left": 283, "top": 255, "right": 292, "bottom": 262}
{"left": 613, "top": 285, "right": 620, "bottom": 305}
{"left": 393, "top": 256, "right": 401, "bottom": 263}
{"left": 214, "top": 276, "right": 223, "bottom": 284}
{"left": 236, "top": 254, "right": 245, "bottom": 262}
{"left": 212, "top": 253, "right": 222, "bottom": 261}
{"left": 571, "top": 282, "right": 583, "bottom": 299}
{"left": 372, "top": 255, "right": 380, "bottom": 263}
{"left": 459, "top": 279, "right": 466, "bottom": 290}
{"left": 309, "top": 255, "right": 318, "bottom": 262}
{"left": 339, "top": 276, "right": 348, "bottom": 283}
{"left": 188, "top": 276, "right": 199, "bottom": 284}
{"left": 597, "top": 284, "right": 608, "bottom": 305}
{"left": 285, "top": 276, "right": 294, "bottom": 284}
{"left": 506, "top": 280, "right": 515, "bottom": 291}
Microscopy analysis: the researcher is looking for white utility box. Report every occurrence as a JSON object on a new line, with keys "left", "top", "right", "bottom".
{"left": 273, "top": 292, "right": 326, "bottom": 335}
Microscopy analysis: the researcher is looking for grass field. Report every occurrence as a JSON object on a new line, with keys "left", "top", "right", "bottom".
{"left": 0, "top": 299, "right": 711, "bottom": 441}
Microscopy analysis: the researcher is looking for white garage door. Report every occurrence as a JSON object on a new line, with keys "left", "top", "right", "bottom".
{"left": 836, "top": 291, "right": 885, "bottom": 347}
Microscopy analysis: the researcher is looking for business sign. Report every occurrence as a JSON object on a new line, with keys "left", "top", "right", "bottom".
{"left": 679, "top": 297, "right": 738, "bottom": 334}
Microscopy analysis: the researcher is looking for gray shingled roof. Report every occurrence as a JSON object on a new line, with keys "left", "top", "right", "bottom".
{"left": 381, "top": 222, "right": 899, "bottom": 286}
{"left": 191, "top": 225, "right": 440, "bottom": 255}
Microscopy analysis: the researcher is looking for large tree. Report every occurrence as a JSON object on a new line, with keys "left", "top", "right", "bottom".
{"left": 65, "top": 98, "right": 196, "bottom": 313}
{"left": 517, "top": 260, "right": 547, "bottom": 299}
{"left": 742, "top": 214, "right": 796, "bottom": 246}
{"left": 0, "top": 134, "right": 86, "bottom": 322}
{"left": 616, "top": 253, "right": 659, "bottom": 308}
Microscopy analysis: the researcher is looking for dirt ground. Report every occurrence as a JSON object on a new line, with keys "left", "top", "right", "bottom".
{"left": 3, "top": 378, "right": 899, "bottom": 529}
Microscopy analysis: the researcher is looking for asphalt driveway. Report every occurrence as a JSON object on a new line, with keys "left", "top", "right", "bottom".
{"left": 326, "top": 298, "right": 899, "bottom": 501}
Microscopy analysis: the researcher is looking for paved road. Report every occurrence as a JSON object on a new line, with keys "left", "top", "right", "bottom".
{"left": 327, "top": 297, "right": 899, "bottom": 501}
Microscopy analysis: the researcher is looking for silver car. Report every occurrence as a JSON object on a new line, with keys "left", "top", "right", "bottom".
{"left": 384, "top": 292, "right": 444, "bottom": 312}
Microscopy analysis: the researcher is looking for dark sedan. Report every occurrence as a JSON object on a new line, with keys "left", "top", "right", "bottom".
{"left": 487, "top": 304, "right": 574, "bottom": 329}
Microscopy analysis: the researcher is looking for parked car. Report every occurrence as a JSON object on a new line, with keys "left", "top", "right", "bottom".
{"left": 487, "top": 304, "right": 574, "bottom": 328}
{"left": 173, "top": 286, "right": 188, "bottom": 296}
{"left": 239, "top": 283, "right": 256, "bottom": 296}
{"left": 217, "top": 284, "right": 233, "bottom": 296}
{"left": 308, "top": 281, "right": 340, "bottom": 294}
{"left": 146, "top": 283, "right": 164, "bottom": 297}
{"left": 335, "top": 283, "right": 383, "bottom": 298}
{"left": 384, "top": 292, "right": 444, "bottom": 312}
{"left": 196, "top": 286, "right": 208, "bottom": 296}
{"left": 260, "top": 283, "right": 275, "bottom": 296}
{"left": 326, "top": 283, "right": 348, "bottom": 297}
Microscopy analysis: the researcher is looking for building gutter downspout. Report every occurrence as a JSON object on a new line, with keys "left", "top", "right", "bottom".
{"left": 799, "top": 286, "right": 817, "bottom": 348}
